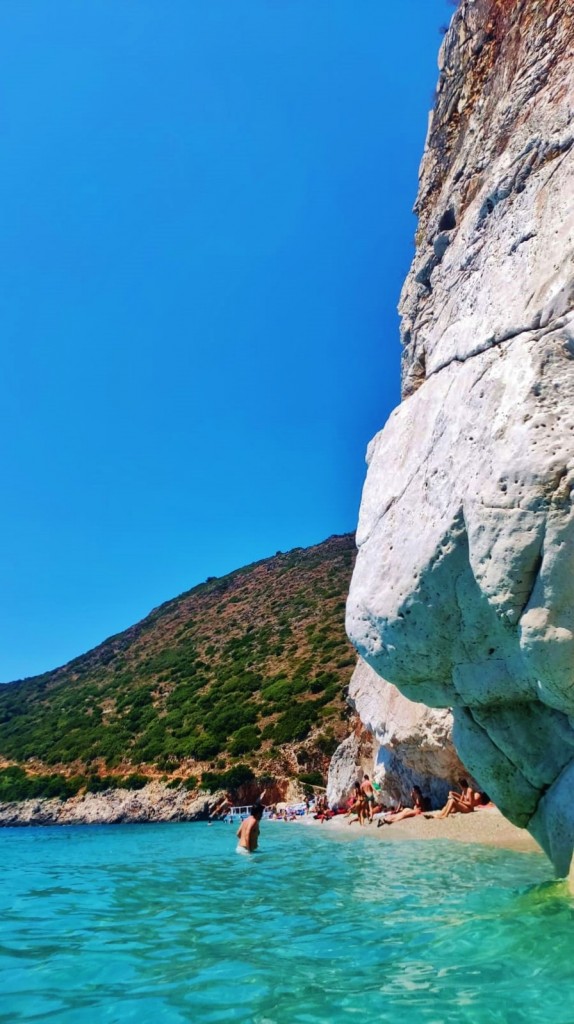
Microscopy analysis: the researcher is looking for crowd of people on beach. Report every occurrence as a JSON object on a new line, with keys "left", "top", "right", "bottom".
{"left": 215, "top": 774, "right": 493, "bottom": 855}
{"left": 342, "top": 776, "right": 492, "bottom": 827}
{"left": 262, "top": 775, "right": 492, "bottom": 828}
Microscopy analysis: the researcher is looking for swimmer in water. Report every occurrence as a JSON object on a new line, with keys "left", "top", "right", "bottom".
{"left": 236, "top": 803, "right": 264, "bottom": 854}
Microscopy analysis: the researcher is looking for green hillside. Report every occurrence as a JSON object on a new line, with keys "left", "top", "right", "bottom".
{"left": 0, "top": 534, "right": 357, "bottom": 795}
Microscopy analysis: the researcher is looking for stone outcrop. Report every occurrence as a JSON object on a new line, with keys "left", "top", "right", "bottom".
{"left": 0, "top": 783, "right": 222, "bottom": 827}
{"left": 343, "top": 659, "right": 466, "bottom": 807}
{"left": 326, "top": 722, "right": 373, "bottom": 807}
{"left": 347, "top": 0, "right": 574, "bottom": 874}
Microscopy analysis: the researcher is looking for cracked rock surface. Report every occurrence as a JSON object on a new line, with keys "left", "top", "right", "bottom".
{"left": 347, "top": 0, "right": 574, "bottom": 875}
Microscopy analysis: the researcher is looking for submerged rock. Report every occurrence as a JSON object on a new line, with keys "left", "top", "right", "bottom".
{"left": 347, "top": 0, "right": 574, "bottom": 874}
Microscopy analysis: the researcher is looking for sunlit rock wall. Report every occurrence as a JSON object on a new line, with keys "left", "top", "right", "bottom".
{"left": 347, "top": 0, "right": 574, "bottom": 874}
{"left": 340, "top": 658, "right": 466, "bottom": 807}
{"left": 326, "top": 724, "right": 373, "bottom": 808}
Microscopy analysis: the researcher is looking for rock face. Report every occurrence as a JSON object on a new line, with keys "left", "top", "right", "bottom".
{"left": 347, "top": 0, "right": 574, "bottom": 874}
{"left": 326, "top": 723, "right": 373, "bottom": 807}
{"left": 344, "top": 659, "right": 466, "bottom": 807}
{"left": 0, "top": 783, "right": 222, "bottom": 828}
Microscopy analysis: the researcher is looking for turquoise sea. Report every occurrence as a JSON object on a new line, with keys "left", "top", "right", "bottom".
{"left": 2, "top": 820, "right": 574, "bottom": 1023}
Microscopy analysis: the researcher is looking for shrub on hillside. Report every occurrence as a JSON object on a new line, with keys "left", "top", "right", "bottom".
{"left": 200, "top": 764, "right": 255, "bottom": 794}
{"left": 229, "top": 725, "right": 262, "bottom": 756}
{"left": 271, "top": 702, "right": 321, "bottom": 744}
{"left": 0, "top": 766, "right": 82, "bottom": 802}
{"left": 315, "top": 731, "right": 339, "bottom": 757}
{"left": 84, "top": 774, "right": 113, "bottom": 793}
{"left": 209, "top": 704, "right": 258, "bottom": 743}
{"left": 117, "top": 774, "right": 148, "bottom": 790}
{"left": 187, "top": 733, "right": 222, "bottom": 760}
{"left": 297, "top": 771, "right": 325, "bottom": 788}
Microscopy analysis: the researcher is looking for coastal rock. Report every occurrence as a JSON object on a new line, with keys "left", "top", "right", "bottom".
{"left": 0, "top": 783, "right": 222, "bottom": 828}
{"left": 347, "top": 659, "right": 466, "bottom": 807}
{"left": 326, "top": 726, "right": 373, "bottom": 807}
{"left": 347, "top": 0, "right": 574, "bottom": 874}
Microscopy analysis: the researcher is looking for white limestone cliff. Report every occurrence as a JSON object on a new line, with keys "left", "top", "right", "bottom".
{"left": 351, "top": 659, "right": 466, "bottom": 805}
{"left": 326, "top": 727, "right": 372, "bottom": 808}
{"left": 327, "top": 660, "right": 466, "bottom": 808}
{"left": 347, "top": 0, "right": 574, "bottom": 874}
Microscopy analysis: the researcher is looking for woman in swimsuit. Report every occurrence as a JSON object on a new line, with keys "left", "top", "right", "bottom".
{"left": 426, "top": 779, "right": 481, "bottom": 818}
{"left": 380, "top": 786, "right": 427, "bottom": 824}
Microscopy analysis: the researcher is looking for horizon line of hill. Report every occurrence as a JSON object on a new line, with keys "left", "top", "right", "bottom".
{"left": 0, "top": 532, "right": 359, "bottom": 801}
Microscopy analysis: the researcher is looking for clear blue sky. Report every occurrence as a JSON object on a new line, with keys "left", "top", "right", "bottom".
{"left": 0, "top": 0, "right": 454, "bottom": 681}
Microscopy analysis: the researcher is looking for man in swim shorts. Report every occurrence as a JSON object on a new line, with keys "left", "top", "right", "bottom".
{"left": 236, "top": 803, "right": 264, "bottom": 854}
{"left": 360, "top": 775, "right": 375, "bottom": 822}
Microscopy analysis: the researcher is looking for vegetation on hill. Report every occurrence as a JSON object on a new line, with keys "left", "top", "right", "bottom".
{"left": 0, "top": 534, "right": 357, "bottom": 794}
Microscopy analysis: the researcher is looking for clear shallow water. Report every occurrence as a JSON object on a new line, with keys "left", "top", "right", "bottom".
{"left": 1, "top": 821, "right": 573, "bottom": 1024}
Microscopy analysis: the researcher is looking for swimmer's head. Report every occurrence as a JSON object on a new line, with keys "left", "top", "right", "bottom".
{"left": 251, "top": 804, "right": 264, "bottom": 819}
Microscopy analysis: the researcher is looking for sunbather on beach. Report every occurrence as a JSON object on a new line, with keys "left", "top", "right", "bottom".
{"left": 345, "top": 782, "right": 361, "bottom": 811}
{"left": 378, "top": 786, "right": 428, "bottom": 825}
{"left": 313, "top": 795, "right": 334, "bottom": 822}
{"left": 425, "top": 779, "right": 481, "bottom": 819}
{"left": 374, "top": 798, "right": 401, "bottom": 825}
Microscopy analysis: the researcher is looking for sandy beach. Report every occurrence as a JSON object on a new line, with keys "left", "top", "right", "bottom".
{"left": 297, "top": 806, "right": 543, "bottom": 855}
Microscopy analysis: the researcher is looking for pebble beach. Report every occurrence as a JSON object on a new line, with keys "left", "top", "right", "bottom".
{"left": 297, "top": 805, "right": 542, "bottom": 855}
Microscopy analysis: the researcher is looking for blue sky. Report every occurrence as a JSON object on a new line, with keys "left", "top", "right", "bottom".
{"left": 0, "top": 0, "right": 454, "bottom": 681}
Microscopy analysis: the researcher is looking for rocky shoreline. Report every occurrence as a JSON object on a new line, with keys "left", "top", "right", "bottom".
{"left": 0, "top": 782, "right": 222, "bottom": 827}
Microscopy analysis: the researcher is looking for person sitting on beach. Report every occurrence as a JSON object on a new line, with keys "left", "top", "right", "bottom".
{"left": 313, "top": 795, "right": 333, "bottom": 822}
{"left": 425, "top": 779, "right": 481, "bottom": 819}
{"left": 346, "top": 782, "right": 369, "bottom": 826}
{"left": 378, "top": 786, "right": 428, "bottom": 825}
{"left": 346, "top": 782, "right": 361, "bottom": 808}
{"left": 236, "top": 803, "right": 264, "bottom": 854}
{"left": 344, "top": 785, "right": 360, "bottom": 813}
{"left": 313, "top": 795, "right": 329, "bottom": 818}
{"left": 315, "top": 803, "right": 335, "bottom": 823}
{"left": 360, "top": 774, "right": 376, "bottom": 822}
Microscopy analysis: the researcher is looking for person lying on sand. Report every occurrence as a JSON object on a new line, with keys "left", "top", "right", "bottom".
{"left": 377, "top": 786, "right": 428, "bottom": 826}
{"left": 424, "top": 779, "right": 481, "bottom": 819}
{"left": 373, "top": 799, "right": 401, "bottom": 824}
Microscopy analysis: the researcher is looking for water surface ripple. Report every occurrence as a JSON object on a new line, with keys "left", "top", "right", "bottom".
{"left": 1, "top": 821, "right": 572, "bottom": 1023}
